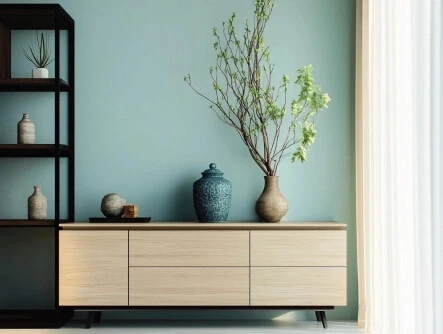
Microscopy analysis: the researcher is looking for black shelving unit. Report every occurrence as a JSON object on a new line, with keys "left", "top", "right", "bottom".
{"left": 0, "top": 4, "right": 75, "bottom": 328}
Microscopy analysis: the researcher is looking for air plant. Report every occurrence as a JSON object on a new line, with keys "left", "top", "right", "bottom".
{"left": 23, "top": 31, "right": 54, "bottom": 68}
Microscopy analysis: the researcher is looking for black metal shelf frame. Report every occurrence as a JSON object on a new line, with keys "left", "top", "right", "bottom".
{"left": 0, "top": 4, "right": 75, "bottom": 328}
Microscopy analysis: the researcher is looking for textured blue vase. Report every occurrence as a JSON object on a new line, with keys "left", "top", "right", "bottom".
{"left": 193, "top": 163, "right": 232, "bottom": 222}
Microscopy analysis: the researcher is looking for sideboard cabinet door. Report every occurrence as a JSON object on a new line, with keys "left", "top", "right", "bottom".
{"left": 250, "top": 230, "right": 347, "bottom": 306}
{"left": 59, "top": 230, "right": 128, "bottom": 306}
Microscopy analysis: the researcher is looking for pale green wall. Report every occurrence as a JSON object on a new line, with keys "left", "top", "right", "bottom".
{"left": 0, "top": 0, "right": 356, "bottom": 321}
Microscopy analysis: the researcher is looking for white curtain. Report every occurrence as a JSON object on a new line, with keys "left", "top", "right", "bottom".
{"left": 356, "top": 0, "right": 442, "bottom": 333}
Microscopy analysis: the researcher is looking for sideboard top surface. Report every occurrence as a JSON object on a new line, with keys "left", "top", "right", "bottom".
{"left": 59, "top": 222, "right": 346, "bottom": 231}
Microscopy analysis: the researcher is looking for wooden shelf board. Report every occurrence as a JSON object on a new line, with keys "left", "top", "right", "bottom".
{"left": 0, "top": 79, "right": 70, "bottom": 92}
{"left": 0, "top": 4, "right": 73, "bottom": 30}
{"left": 0, "top": 144, "right": 70, "bottom": 157}
{"left": 60, "top": 221, "right": 347, "bottom": 231}
{"left": 0, "top": 220, "right": 68, "bottom": 227}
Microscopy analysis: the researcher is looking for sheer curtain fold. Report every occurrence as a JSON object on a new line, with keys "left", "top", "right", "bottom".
{"left": 356, "top": 0, "right": 443, "bottom": 333}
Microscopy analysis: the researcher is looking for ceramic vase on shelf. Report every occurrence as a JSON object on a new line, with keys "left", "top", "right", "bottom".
{"left": 28, "top": 186, "right": 47, "bottom": 220}
{"left": 193, "top": 163, "right": 232, "bottom": 222}
{"left": 255, "top": 176, "right": 288, "bottom": 223}
{"left": 17, "top": 113, "right": 35, "bottom": 144}
{"left": 32, "top": 67, "right": 48, "bottom": 79}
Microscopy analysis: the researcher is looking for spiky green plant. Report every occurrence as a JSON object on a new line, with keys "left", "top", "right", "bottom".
{"left": 23, "top": 31, "right": 54, "bottom": 68}
{"left": 185, "top": 0, "right": 331, "bottom": 176}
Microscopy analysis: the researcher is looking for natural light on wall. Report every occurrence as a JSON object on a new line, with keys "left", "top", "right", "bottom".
{"left": 356, "top": 0, "right": 442, "bottom": 333}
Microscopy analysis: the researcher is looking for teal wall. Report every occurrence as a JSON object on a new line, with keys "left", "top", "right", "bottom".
{"left": 0, "top": 0, "right": 356, "bottom": 321}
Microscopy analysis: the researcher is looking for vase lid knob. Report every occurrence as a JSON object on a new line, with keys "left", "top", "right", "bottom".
{"left": 201, "top": 163, "right": 224, "bottom": 177}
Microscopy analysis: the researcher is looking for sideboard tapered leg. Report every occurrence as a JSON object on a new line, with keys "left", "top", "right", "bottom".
{"left": 93, "top": 311, "right": 102, "bottom": 324}
{"left": 85, "top": 311, "right": 95, "bottom": 329}
{"left": 315, "top": 311, "right": 321, "bottom": 322}
{"left": 319, "top": 311, "right": 328, "bottom": 329}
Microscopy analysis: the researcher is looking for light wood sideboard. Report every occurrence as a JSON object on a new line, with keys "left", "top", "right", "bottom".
{"left": 59, "top": 222, "right": 347, "bottom": 329}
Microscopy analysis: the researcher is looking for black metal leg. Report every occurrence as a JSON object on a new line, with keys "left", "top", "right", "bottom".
{"left": 85, "top": 311, "right": 95, "bottom": 329}
{"left": 93, "top": 311, "right": 102, "bottom": 324}
{"left": 319, "top": 311, "right": 328, "bottom": 329}
{"left": 315, "top": 311, "right": 321, "bottom": 322}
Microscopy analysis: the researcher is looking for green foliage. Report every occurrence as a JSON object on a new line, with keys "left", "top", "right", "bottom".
{"left": 22, "top": 31, "right": 54, "bottom": 68}
{"left": 185, "top": 0, "right": 331, "bottom": 175}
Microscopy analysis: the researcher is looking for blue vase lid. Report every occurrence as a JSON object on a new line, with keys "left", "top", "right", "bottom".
{"left": 201, "top": 163, "right": 224, "bottom": 177}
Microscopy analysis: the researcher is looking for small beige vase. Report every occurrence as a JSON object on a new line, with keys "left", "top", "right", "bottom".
{"left": 255, "top": 176, "right": 288, "bottom": 222}
{"left": 17, "top": 113, "right": 35, "bottom": 144}
{"left": 28, "top": 186, "right": 47, "bottom": 220}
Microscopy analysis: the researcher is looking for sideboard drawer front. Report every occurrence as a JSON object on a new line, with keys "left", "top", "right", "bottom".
{"left": 250, "top": 230, "right": 346, "bottom": 266}
{"left": 129, "top": 231, "right": 249, "bottom": 266}
{"left": 251, "top": 267, "right": 346, "bottom": 306}
{"left": 59, "top": 231, "right": 128, "bottom": 306}
{"left": 129, "top": 267, "right": 249, "bottom": 306}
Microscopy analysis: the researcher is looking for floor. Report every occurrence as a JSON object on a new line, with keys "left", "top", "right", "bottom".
{"left": 0, "top": 320, "right": 364, "bottom": 334}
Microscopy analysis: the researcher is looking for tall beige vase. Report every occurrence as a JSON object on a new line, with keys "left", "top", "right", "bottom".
{"left": 255, "top": 176, "right": 288, "bottom": 222}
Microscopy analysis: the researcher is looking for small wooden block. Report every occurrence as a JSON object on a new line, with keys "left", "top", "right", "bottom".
{"left": 122, "top": 204, "right": 138, "bottom": 218}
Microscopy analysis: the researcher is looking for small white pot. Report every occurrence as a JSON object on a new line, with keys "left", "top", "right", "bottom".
{"left": 32, "top": 68, "right": 49, "bottom": 79}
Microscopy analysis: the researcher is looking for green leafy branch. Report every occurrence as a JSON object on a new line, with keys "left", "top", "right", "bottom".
{"left": 185, "top": 0, "right": 330, "bottom": 176}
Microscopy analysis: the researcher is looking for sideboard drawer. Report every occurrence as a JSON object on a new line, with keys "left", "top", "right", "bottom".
{"left": 129, "top": 231, "right": 249, "bottom": 266}
{"left": 251, "top": 267, "right": 346, "bottom": 306}
{"left": 250, "top": 230, "right": 346, "bottom": 266}
{"left": 129, "top": 267, "right": 249, "bottom": 306}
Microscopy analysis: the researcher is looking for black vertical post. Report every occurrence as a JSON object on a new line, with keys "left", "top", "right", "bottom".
{"left": 0, "top": 21, "right": 11, "bottom": 79}
{"left": 54, "top": 6, "right": 61, "bottom": 310}
{"left": 68, "top": 23, "right": 75, "bottom": 222}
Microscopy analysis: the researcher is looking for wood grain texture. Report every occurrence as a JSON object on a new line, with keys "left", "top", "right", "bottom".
{"left": 251, "top": 230, "right": 347, "bottom": 266}
{"left": 59, "top": 231, "right": 128, "bottom": 306}
{"left": 251, "top": 267, "right": 347, "bottom": 306}
{"left": 129, "top": 267, "right": 249, "bottom": 306}
{"left": 129, "top": 231, "right": 249, "bottom": 266}
{"left": 60, "top": 222, "right": 346, "bottom": 230}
